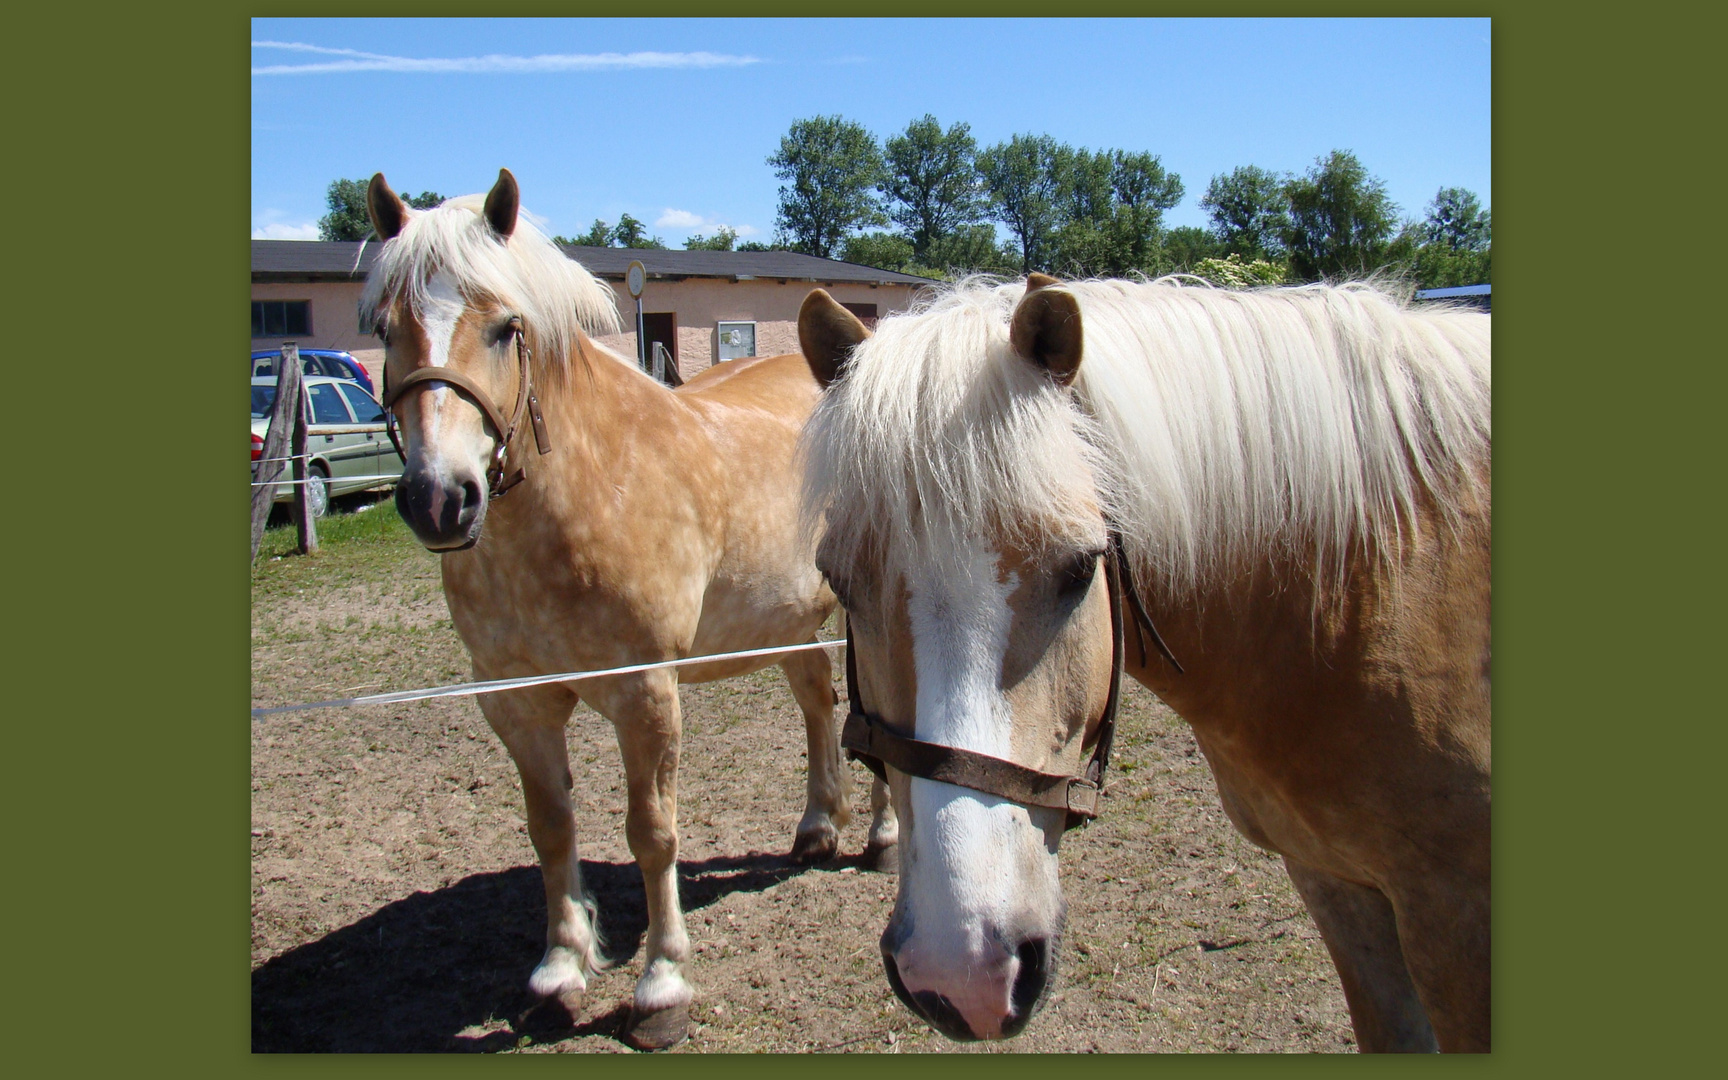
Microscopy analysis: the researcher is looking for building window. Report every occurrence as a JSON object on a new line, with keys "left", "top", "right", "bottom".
{"left": 717, "top": 321, "right": 756, "bottom": 361}
{"left": 841, "top": 302, "right": 879, "bottom": 329}
{"left": 253, "top": 300, "right": 311, "bottom": 338}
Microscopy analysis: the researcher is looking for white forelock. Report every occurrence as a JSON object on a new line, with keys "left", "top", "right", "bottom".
{"left": 359, "top": 193, "right": 623, "bottom": 379}
{"left": 801, "top": 276, "right": 1491, "bottom": 600}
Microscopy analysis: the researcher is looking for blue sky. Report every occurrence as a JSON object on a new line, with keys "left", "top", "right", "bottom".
{"left": 252, "top": 17, "right": 1490, "bottom": 246}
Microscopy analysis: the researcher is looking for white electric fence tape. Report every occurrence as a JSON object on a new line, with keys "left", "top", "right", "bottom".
{"left": 251, "top": 473, "right": 404, "bottom": 487}
{"left": 252, "top": 638, "right": 847, "bottom": 720}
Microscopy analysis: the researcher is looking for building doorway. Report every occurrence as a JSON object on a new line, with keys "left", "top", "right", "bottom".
{"left": 841, "top": 302, "right": 878, "bottom": 330}
{"left": 641, "top": 312, "right": 677, "bottom": 376}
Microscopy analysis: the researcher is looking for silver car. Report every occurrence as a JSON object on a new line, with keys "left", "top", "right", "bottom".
{"left": 251, "top": 376, "right": 403, "bottom": 517}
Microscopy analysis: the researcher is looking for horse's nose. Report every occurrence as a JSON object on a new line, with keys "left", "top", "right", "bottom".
{"left": 881, "top": 928, "right": 1055, "bottom": 1041}
{"left": 396, "top": 466, "right": 485, "bottom": 549}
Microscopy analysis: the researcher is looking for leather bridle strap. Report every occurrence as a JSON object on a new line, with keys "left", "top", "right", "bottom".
{"left": 1110, "top": 532, "right": 1185, "bottom": 675}
{"left": 382, "top": 318, "right": 550, "bottom": 499}
{"left": 840, "top": 547, "right": 1128, "bottom": 831}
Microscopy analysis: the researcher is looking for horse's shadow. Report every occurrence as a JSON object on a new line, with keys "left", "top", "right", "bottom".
{"left": 252, "top": 851, "right": 820, "bottom": 1052}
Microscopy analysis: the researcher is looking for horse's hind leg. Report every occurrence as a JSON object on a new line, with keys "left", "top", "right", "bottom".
{"left": 589, "top": 669, "right": 693, "bottom": 1050}
{"left": 780, "top": 646, "right": 852, "bottom": 862}
{"left": 1284, "top": 858, "right": 1438, "bottom": 1052}
{"left": 477, "top": 683, "right": 600, "bottom": 1015}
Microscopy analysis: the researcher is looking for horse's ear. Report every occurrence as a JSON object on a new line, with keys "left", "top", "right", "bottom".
{"left": 1010, "top": 277, "right": 1083, "bottom": 386}
{"left": 798, "top": 289, "right": 871, "bottom": 389}
{"left": 368, "top": 173, "right": 408, "bottom": 241}
{"left": 484, "top": 168, "right": 520, "bottom": 238}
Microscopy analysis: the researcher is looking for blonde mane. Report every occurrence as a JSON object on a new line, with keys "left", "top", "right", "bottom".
{"left": 359, "top": 194, "right": 623, "bottom": 378}
{"left": 801, "top": 276, "right": 1491, "bottom": 597}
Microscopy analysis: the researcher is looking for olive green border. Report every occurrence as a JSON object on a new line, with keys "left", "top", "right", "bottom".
{"left": 20, "top": 2, "right": 1701, "bottom": 1073}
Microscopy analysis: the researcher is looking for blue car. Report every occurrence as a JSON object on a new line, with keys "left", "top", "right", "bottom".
{"left": 251, "top": 348, "right": 375, "bottom": 398}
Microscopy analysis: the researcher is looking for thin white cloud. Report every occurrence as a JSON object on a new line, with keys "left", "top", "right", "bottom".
{"left": 253, "top": 221, "right": 320, "bottom": 240}
{"left": 653, "top": 209, "right": 760, "bottom": 238}
{"left": 656, "top": 209, "right": 707, "bottom": 229}
{"left": 252, "top": 41, "right": 761, "bottom": 76}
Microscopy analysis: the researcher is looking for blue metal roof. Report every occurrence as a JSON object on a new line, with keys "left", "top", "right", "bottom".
{"left": 1415, "top": 284, "right": 1491, "bottom": 299}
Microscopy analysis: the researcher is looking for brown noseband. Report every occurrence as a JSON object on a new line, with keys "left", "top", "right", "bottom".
{"left": 382, "top": 316, "right": 551, "bottom": 499}
{"left": 839, "top": 533, "right": 1181, "bottom": 832}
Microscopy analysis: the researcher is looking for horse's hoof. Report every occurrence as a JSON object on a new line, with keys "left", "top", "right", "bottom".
{"left": 862, "top": 840, "right": 899, "bottom": 873}
{"left": 790, "top": 826, "right": 839, "bottom": 864}
{"left": 622, "top": 1001, "right": 690, "bottom": 1051}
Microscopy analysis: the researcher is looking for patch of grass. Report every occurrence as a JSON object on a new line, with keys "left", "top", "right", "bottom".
{"left": 253, "top": 495, "right": 436, "bottom": 598}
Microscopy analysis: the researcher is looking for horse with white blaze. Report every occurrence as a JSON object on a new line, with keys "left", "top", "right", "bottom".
{"left": 797, "top": 274, "right": 1491, "bottom": 1051}
{"left": 360, "top": 169, "right": 894, "bottom": 1049}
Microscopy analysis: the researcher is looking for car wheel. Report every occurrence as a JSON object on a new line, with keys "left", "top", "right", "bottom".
{"left": 305, "top": 466, "right": 330, "bottom": 519}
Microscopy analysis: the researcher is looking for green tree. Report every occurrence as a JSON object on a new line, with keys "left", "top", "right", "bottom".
{"left": 1200, "top": 165, "right": 1290, "bottom": 261}
{"left": 881, "top": 115, "right": 985, "bottom": 263}
{"left": 1105, "top": 150, "right": 1183, "bottom": 274}
{"left": 1046, "top": 148, "right": 1182, "bottom": 277}
{"left": 555, "top": 219, "right": 615, "bottom": 246}
{"left": 768, "top": 115, "right": 887, "bottom": 258}
{"left": 1424, "top": 187, "right": 1491, "bottom": 251}
{"left": 978, "top": 133, "right": 1066, "bottom": 273}
{"left": 612, "top": 213, "right": 666, "bottom": 250}
{"left": 1282, "top": 150, "right": 1401, "bottom": 281}
{"left": 684, "top": 226, "right": 738, "bottom": 251}
{"left": 841, "top": 231, "right": 915, "bottom": 271}
{"left": 1410, "top": 243, "right": 1491, "bottom": 289}
{"left": 318, "top": 178, "right": 444, "bottom": 241}
{"left": 557, "top": 215, "right": 667, "bottom": 249}
{"left": 1161, "top": 225, "right": 1225, "bottom": 272}
{"left": 924, "top": 224, "right": 1019, "bottom": 278}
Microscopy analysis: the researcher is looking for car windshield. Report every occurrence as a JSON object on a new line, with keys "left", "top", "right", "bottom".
{"left": 251, "top": 385, "right": 276, "bottom": 418}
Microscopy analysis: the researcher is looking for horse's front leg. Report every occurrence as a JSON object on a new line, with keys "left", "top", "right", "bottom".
{"left": 589, "top": 669, "right": 693, "bottom": 1050}
{"left": 476, "top": 682, "right": 600, "bottom": 1014}
{"left": 780, "top": 646, "right": 851, "bottom": 862}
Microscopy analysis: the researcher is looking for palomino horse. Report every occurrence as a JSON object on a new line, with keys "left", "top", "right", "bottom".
{"left": 797, "top": 275, "right": 1491, "bottom": 1051}
{"left": 360, "top": 169, "right": 893, "bottom": 1049}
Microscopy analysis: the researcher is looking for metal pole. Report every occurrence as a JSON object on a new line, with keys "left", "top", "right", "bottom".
{"left": 635, "top": 295, "right": 646, "bottom": 371}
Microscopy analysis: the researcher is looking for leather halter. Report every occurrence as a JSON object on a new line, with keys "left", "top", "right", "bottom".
{"left": 382, "top": 316, "right": 551, "bottom": 499}
{"left": 839, "top": 532, "right": 1181, "bottom": 832}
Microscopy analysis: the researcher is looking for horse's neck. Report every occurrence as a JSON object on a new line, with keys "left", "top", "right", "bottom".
{"left": 506, "top": 333, "right": 679, "bottom": 514}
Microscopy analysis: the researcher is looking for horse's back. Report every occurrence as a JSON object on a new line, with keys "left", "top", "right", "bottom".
{"left": 674, "top": 352, "right": 822, "bottom": 416}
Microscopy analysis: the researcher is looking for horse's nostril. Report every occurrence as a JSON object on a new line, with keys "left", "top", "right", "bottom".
{"left": 1003, "top": 937, "right": 1054, "bottom": 1036}
{"left": 881, "top": 948, "right": 979, "bottom": 1041}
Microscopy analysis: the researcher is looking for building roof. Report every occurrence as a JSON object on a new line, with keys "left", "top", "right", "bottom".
{"left": 251, "top": 240, "right": 937, "bottom": 287}
{"left": 1415, "top": 284, "right": 1491, "bottom": 299}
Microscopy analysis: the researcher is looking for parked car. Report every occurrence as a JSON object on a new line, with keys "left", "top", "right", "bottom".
{"left": 251, "top": 348, "right": 375, "bottom": 397}
{"left": 251, "top": 375, "right": 403, "bottom": 517}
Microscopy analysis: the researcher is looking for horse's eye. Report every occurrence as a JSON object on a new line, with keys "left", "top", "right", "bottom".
{"left": 1057, "top": 551, "right": 1101, "bottom": 595}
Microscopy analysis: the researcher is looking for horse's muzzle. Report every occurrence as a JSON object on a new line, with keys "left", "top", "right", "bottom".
{"left": 881, "top": 931, "right": 1055, "bottom": 1041}
{"left": 396, "top": 466, "right": 486, "bottom": 550}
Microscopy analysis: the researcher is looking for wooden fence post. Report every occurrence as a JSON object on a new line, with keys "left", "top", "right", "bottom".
{"left": 286, "top": 343, "right": 319, "bottom": 556}
{"left": 250, "top": 341, "right": 304, "bottom": 562}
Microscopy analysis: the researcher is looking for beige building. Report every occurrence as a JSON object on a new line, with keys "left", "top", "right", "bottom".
{"left": 252, "top": 241, "right": 937, "bottom": 387}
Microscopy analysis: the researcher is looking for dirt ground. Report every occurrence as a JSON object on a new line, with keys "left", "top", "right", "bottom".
{"left": 250, "top": 508, "right": 1355, "bottom": 1053}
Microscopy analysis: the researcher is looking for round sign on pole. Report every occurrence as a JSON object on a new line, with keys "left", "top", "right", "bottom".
{"left": 626, "top": 260, "right": 646, "bottom": 299}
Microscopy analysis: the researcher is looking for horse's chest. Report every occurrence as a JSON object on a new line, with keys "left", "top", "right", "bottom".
{"left": 439, "top": 556, "right": 657, "bottom": 673}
